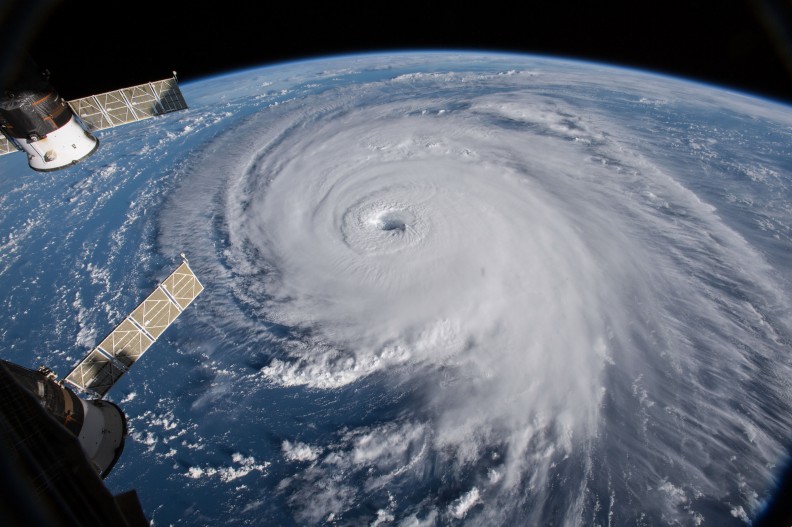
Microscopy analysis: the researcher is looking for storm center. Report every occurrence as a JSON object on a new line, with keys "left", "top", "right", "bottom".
{"left": 377, "top": 211, "right": 408, "bottom": 232}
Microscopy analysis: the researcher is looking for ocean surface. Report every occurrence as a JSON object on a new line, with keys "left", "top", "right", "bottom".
{"left": 1, "top": 52, "right": 791, "bottom": 526}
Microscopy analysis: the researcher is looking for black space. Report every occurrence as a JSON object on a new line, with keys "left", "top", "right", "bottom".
{"left": 1, "top": 0, "right": 791, "bottom": 103}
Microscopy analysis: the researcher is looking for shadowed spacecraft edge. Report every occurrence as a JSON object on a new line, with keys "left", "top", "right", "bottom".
{"left": 0, "top": 254, "right": 203, "bottom": 527}
{"left": 4, "top": 256, "right": 203, "bottom": 474}
{"left": 1, "top": 256, "right": 202, "bottom": 525}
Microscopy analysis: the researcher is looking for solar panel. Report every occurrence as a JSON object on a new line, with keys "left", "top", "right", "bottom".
{"left": 0, "top": 130, "right": 19, "bottom": 156}
{"left": 65, "top": 259, "right": 203, "bottom": 398}
{"left": 68, "top": 75, "right": 189, "bottom": 132}
{"left": 160, "top": 262, "right": 204, "bottom": 309}
{"left": 1, "top": 76, "right": 187, "bottom": 156}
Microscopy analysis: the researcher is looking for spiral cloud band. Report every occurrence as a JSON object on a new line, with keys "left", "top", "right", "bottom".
{"left": 157, "top": 56, "right": 792, "bottom": 525}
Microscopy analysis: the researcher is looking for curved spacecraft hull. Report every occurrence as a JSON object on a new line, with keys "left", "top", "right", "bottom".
{"left": 0, "top": 62, "right": 99, "bottom": 171}
{"left": 0, "top": 59, "right": 187, "bottom": 172}
{"left": 1, "top": 257, "right": 202, "bottom": 479}
{"left": 0, "top": 360, "right": 126, "bottom": 478}
{"left": 16, "top": 115, "right": 99, "bottom": 171}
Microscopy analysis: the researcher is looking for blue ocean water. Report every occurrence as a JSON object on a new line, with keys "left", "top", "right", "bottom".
{"left": 1, "top": 52, "right": 791, "bottom": 526}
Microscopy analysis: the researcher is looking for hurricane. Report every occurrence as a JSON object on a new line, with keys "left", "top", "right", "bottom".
{"left": 2, "top": 53, "right": 792, "bottom": 525}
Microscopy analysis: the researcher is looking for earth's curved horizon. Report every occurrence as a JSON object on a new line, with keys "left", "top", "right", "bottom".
{"left": 1, "top": 51, "right": 791, "bottom": 526}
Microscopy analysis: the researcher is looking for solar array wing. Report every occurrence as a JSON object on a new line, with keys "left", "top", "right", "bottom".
{"left": 68, "top": 76, "right": 189, "bottom": 132}
{"left": 0, "top": 76, "right": 188, "bottom": 157}
{"left": 65, "top": 260, "right": 203, "bottom": 398}
{"left": 0, "top": 130, "right": 19, "bottom": 155}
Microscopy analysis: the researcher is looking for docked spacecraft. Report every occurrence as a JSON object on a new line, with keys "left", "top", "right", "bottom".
{"left": 2, "top": 257, "right": 203, "bottom": 478}
{"left": 0, "top": 58, "right": 188, "bottom": 171}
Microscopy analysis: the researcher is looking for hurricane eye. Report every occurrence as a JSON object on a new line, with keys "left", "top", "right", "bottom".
{"left": 377, "top": 212, "right": 407, "bottom": 232}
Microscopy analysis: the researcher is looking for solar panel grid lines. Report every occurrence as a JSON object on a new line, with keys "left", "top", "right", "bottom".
{"left": 63, "top": 260, "right": 202, "bottom": 398}
{"left": 0, "top": 133, "right": 14, "bottom": 154}
{"left": 0, "top": 76, "right": 188, "bottom": 155}
{"left": 64, "top": 350, "right": 116, "bottom": 397}
{"left": 162, "top": 262, "right": 204, "bottom": 310}
{"left": 66, "top": 77, "right": 188, "bottom": 132}
{"left": 129, "top": 287, "right": 181, "bottom": 341}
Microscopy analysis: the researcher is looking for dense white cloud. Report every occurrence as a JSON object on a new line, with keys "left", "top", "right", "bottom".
{"left": 282, "top": 440, "right": 323, "bottom": 462}
{"left": 448, "top": 488, "right": 482, "bottom": 519}
{"left": 185, "top": 452, "right": 269, "bottom": 483}
{"left": 154, "top": 54, "right": 792, "bottom": 525}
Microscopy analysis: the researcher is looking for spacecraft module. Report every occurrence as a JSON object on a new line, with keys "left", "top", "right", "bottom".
{"left": 0, "top": 60, "right": 187, "bottom": 171}
{"left": 3, "top": 257, "right": 202, "bottom": 478}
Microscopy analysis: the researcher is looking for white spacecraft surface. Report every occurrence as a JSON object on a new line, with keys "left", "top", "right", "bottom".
{"left": 2, "top": 258, "right": 202, "bottom": 478}
{"left": 0, "top": 65, "right": 188, "bottom": 171}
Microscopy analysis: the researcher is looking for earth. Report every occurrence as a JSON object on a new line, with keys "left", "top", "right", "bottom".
{"left": 1, "top": 52, "right": 791, "bottom": 526}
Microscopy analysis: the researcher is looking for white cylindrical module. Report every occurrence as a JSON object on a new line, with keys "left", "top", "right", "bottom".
{"left": 0, "top": 65, "right": 99, "bottom": 172}
{"left": 16, "top": 114, "right": 99, "bottom": 171}
{"left": 0, "top": 360, "right": 128, "bottom": 478}
{"left": 77, "top": 398, "right": 127, "bottom": 477}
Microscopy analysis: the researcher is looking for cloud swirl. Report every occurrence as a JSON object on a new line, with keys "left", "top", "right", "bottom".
{"left": 158, "top": 58, "right": 792, "bottom": 525}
